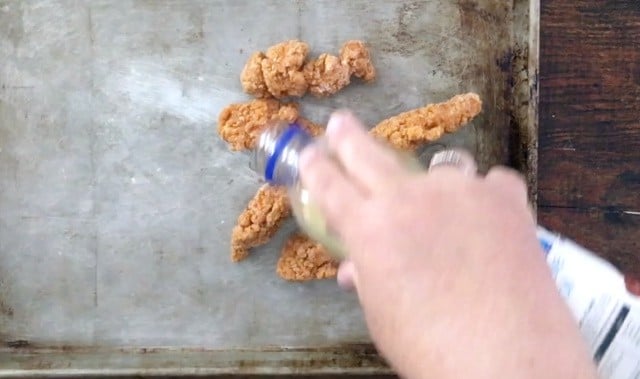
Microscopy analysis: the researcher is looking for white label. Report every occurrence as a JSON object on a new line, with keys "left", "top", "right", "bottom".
{"left": 538, "top": 228, "right": 640, "bottom": 379}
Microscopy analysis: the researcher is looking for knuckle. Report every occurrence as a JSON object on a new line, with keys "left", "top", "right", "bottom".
{"left": 486, "top": 166, "right": 528, "bottom": 199}
{"left": 487, "top": 166, "right": 525, "bottom": 185}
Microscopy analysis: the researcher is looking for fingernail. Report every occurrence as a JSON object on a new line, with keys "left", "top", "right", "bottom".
{"left": 326, "top": 110, "right": 351, "bottom": 137}
{"left": 337, "top": 261, "right": 357, "bottom": 291}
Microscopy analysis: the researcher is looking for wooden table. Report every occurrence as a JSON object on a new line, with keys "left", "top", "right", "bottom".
{"left": 539, "top": 1, "right": 640, "bottom": 290}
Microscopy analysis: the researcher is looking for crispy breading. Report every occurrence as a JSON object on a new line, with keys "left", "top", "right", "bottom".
{"left": 240, "top": 52, "right": 270, "bottom": 98}
{"left": 277, "top": 234, "right": 339, "bottom": 281}
{"left": 339, "top": 40, "right": 376, "bottom": 82}
{"left": 303, "top": 53, "right": 351, "bottom": 97}
{"left": 230, "top": 185, "right": 291, "bottom": 262}
{"left": 260, "top": 40, "right": 309, "bottom": 98}
{"left": 370, "top": 92, "right": 482, "bottom": 151}
{"left": 217, "top": 99, "right": 299, "bottom": 150}
{"left": 240, "top": 39, "right": 375, "bottom": 99}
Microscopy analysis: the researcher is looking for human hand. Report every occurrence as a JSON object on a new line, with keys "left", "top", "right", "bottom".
{"left": 299, "top": 110, "right": 598, "bottom": 379}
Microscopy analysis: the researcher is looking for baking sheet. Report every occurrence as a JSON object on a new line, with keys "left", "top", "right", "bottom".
{"left": 0, "top": 0, "right": 539, "bottom": 375}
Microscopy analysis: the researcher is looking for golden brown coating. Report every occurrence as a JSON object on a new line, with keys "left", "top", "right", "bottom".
{"left": 240, "top": 39, "right": 376, "bottom": 99}
{"left": 231, "top": 185, "right": 291, "bottom": 262}
{"left": 260, "top": 40, "right": 309, "bottom": 98}
{"left": 231, "top": 244, "right": 250, "bottom": 264}
{"left": 240, "top": 52, "right": 270, "bottom": 98}
{"left": 303, "top": 53, "right": 351, "bottom": 97}
{"left": 370, "top": 92, "right": 482, "bottom": 151}
{"left": 277, "top": 234, "right": 339, "bottom": 281}
{"left": 217, "top": 99, "right": 299, "bottom": 150}
{"left": 339, "top": 40, "right": 376, "bottom": 82}
{"left": 276, "top": 103, "right": 299, "bottom": 123}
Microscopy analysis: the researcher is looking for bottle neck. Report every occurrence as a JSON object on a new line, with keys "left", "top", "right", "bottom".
{"left": 254, "top": 122, "right": 312, "bottom": 186}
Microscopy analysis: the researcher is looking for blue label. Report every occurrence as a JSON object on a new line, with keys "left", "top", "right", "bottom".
{"left": 538, "top": 237, "right": 554, "bottom": 255}
{"left": 264, "top": 123, "right": 304, "bottom": 183}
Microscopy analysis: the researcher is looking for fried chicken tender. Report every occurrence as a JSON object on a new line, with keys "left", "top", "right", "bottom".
{"left": 240, "top": 52, "right": 270, "bottom": 98}
{"left": 339, "top": 40, "right": 376, "bottom": 82}
{"left": 217, "top": 99, "right": 299, "bottom": 150}
{"left": 370, "top": 92, "right": 482, "bottom": 151}
{"left": 277, "top": 234, "right": 339, "bottom": 281}
{"left": 240, "top": 39, "right": 375, "bottom": 99}
{"left": 303, "top": 53, "right": 351, "bottom": 97}
{"left": 260, "top": 40, "right": 309, "bottom": 99}
{"left": 231, "top": 185, "right": 291, "bottom": 262}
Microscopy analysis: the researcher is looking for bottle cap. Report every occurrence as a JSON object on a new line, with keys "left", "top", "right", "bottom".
{"left": 428, "top": 148, "right": 478, "bottom": 176}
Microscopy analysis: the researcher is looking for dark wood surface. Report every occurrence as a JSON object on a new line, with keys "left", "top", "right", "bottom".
{"left": 538, "top": 1, "right": 640, "bottom": 284}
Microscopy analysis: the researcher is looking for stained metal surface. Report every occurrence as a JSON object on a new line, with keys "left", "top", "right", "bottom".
{"left": 0, "top": 0, "right": 539, "bottom": 375}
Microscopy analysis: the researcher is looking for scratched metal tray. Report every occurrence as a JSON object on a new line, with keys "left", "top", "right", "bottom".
{"left": 0, "top": 0, "right": 539, "bottom": 376}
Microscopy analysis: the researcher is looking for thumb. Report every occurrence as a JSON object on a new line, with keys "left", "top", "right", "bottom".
{"left": 337, "top": 260, "right": 359, "bottom": 291}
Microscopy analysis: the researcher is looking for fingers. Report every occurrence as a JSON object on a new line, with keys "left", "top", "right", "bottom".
{"left": 485, "top": 166, "right": 529, "bottom": 207}
{"left": 325, "top": 110, "right": 406, "bottom": 192}
{"left": 299, "top": 144, "right": 363, "bottom": 230}
{"left": 337, "top": 260, "right": 358, "bottom": 291}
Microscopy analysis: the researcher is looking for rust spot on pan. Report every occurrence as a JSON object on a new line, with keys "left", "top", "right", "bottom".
{"left": 457, "top": 0, "right": 506, "bottom": 29}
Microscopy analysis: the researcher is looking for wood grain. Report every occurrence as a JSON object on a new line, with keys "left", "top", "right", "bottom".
{"left": 539, "top": 1, "right": 640, "bottom": 278}
{"left": 538, "top": 207, "right": 640, "bottom": 272}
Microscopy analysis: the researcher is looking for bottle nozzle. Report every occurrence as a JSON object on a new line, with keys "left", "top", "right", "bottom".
{"left": 428, "top": 148, "right": 478, "bottom": 176}
{"left": 252, "top": 121, "right": 311, "bottom": 186}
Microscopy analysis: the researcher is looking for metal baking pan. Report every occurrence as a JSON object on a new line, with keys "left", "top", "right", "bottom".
{"left": 0, "top": 0, "right": 539, "bottom": 375}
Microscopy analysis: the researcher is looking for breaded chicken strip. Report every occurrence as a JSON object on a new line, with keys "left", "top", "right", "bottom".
{"left": 260, "top": 40, "right": 309, "bottom": 98}
{"left": 240, "top": 39, "right": 375, "bottom": 99}
{"left": 231, "top": 185, "right": 291, "bottom": 262}
{"left": 240, "top": 52, "right": 270, "bottom": 98}
{"left": 277, "top": 233, "right": 338, "bottom": 281}
{"left": 339, "top": 40, "right": 376, "bottom": 82}
{"left": 303, "top": 53, "right": 351, "bottom": 97}
{"left": 370, "top": 92, "right": 482, "bottom": 151}
{"left": 217, "top": 99, "right": 299, "bottom": 150}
